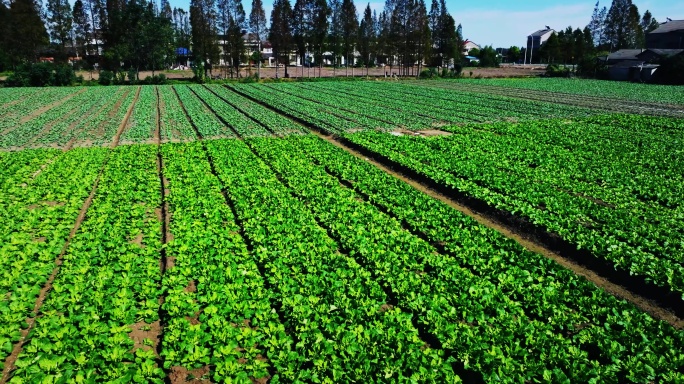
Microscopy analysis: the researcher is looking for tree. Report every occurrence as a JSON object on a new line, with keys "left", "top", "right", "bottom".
{"left": 72, "top": 0, "right": 90, "bottom": 59}
{"left": 640, "top": 10, "right": 658, "bottom": 33}
{"left": 292, "top": 0, "right": 311, "bottom": 76}
{"left": 309, "top": 0, "right": 328, "bottom": 76}
{"left": 7, "top": 0, "right": 49, "bottom": 66}
{"left": 413, "top": 0, "right": 431, "bottom": 76}
{"left": 328, "top": 0, "right": 342, "bottom": 74}
{"left": 340, "top": 0, "right": 357, "bottom": 76}
{"left": 587, "top": 1, "right": 607, "bottom": 48}
{"left": 506, "top": 46, "right": 521, "bottom": 63}
{"left": 358, "top": 3, "right": 376, "bottom": 73}
{"left": 540, "top": 31, "right": 560, "bottom": 63}
{"left": 478, "top": 45, "right": 499, "bottom": 67}
{"left": 46, "top": 0, "right": 73, "bottom": 56}
{"left": 82, "top": 0, "right": 104, "bottom": 62}
{"left": 604, "top": 0, "right": 641, "bottom": 50}
{"left": 269, "top": 0, "right": 292, "bottom": 78}
{"left": 190, "top": 0, "right": 220, "bottom": 79}
{"left": 249, "top": 0, "right": 267, "bottom": 78}
{"left": 217, "top": 0, "right": 246, "bottom": 77}
{"left": 0, "top": 2, "right": 11, "bottom": 70}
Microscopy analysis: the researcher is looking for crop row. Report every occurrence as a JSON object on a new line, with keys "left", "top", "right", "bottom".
{"left": 0, "top": 89, "right": 111, "bottom": 149}
{"left": 0, "top": 88, "right": 79, "bottom": 136}
{"left": 159, "top": 141, "right": 293, "bottom": 381}
{"left": 189, "top": 85, "right": 271, "bottom": 137}
{"left": 172, "top": 85, "right": 233, "bottom": 138}
{"left": 341, "top": 120, "right": 684, "bottom": 300}
{"left": 158, "top": 86, "right": 195, "bottom": 141}
{"left": 206, "top": 85, "right": 306, "bottom": 135}
{"left": 206, "top": 139, "right": 457, "bottom": 381}
{"left": 248, "top": 136, "right": 628, "bottom": 382}
{"left": 121, "top": 86, "right": 157, "bottom": 143}
{"left": 455, "top": 78, "right": 684, "bottom": 105}
{"left": 229, "top": 84, "right": 357, "bottom": 133}
{"left": 382, "top": 81, "right": 596, "bottom": 120}
{"left": 0, "top": 148, "right": 107, "bottom": 369}
{"left": 10, "top": 145, "right": 164, "bottom": 382}
{"left": 289, "top": 134, "right": 684, "bottom": 382}
{"left": 264, "top": 83, "right": 438, "bottom": 130}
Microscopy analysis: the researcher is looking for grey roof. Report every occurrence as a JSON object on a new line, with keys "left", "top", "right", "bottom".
{"left": 649, "top": 20, "right": 684, "bottom": 34}
{"left": 607, "top": 49, "right": 644, "bottom": 61}
{"left": 639, "top": 48, "right": 684, "bottom": 57}
{"left": 529, "top": 29, "right": 554, "bottom": 37}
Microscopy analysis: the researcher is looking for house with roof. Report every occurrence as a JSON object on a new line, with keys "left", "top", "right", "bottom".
{"left": 462, "top": 40, "right": 480, "bottom": 56}
{"left": 646, "top": 19, "right": 684, "bottom": 49}
{"left": 526, "top": 28, "right": 554, "bottom": 63}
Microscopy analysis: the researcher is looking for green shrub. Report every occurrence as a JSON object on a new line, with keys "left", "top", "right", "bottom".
{"left": 545, "top": 64, "right": 570, "bottom": 78}
{"left": 99, "top": 70, "right": 114, "bottom": 85}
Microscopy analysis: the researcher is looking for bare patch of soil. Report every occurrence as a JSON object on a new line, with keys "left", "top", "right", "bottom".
{"left": 416, "top": 129, "right": 452, "bottom": 137}
{"left": 130, "top": 233, "right": 145, "bottom": 248}
{"left": 185, "top": 280, "right": 197, "bottom": 293}
{"left": 168, "top": 365, "right": 211, "bottom": 384}
{"left": 128, "top": 320, "right": 161, "bottom": 354}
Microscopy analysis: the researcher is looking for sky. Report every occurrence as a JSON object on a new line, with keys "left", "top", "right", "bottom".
{"left": 167, "top": 0, "right": 684, "bottom": 47}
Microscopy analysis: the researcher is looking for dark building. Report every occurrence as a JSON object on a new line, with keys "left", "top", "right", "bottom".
{"left": 646, "top": 20, "right": 684, "bottom": 49}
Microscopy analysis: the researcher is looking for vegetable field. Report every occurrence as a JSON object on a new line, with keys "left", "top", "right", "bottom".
{"left": 1, "top": 82, "right": 683, "bottom": 383}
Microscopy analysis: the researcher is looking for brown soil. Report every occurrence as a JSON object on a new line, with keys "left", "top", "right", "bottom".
{"left": 130, "top": 233, "right": 145, "bottom": 248}
{"left": 111, "top": 86, "right": 141, "bottom": 148}
{"left": 128, "top": 320, "right": 162, "bottom": 354}
{"left": 168, "top": 365, "right": 211, "bottom": 384}
{"left": 185, "top": 280, "right": 197, "bottom": 293}
{"left": 166, "top": 256, "right": 176, "bottom": 269}
{"left": 27, "top": 201, "right": 63, "bottom": 210}
{"left": 416, "top": 129, "right": 453, "bottom": 137}
{"left": 305, "top": 128, "right": 684, "bottom": 329}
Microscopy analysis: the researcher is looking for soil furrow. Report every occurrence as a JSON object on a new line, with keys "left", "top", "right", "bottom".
{"left": 111, "top": 86, "right": 142, "bottom": 148}
{"left": 228, "top": 84, "right": 684, "bottom": 329}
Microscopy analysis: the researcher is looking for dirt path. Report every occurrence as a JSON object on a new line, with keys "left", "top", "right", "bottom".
{"left": 229, "top": 85, "right": 684, "bottom": 329}
{"left": 111, "top": 87, "right": 141, "bottom": 148}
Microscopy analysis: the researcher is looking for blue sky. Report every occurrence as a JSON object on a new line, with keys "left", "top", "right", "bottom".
{"left": 166, "top": 0, "right": 683, "bottom": 47}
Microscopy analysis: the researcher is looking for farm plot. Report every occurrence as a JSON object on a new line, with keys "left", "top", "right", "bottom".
{"left": 1, "top": 82, "right": 684, "bottom": 383}
{"left": 340, "top": 114, "right": 684, "bottom": 304}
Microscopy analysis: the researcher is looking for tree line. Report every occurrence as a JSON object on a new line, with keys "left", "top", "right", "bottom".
{"left": 190, "top": 0, "right": 465, "bottom": 79}
{"left": 0, "top": 0, "right": 465, "bottom": 77}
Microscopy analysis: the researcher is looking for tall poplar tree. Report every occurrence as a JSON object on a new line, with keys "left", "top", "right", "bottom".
{"left": 249, "top": 0, "right": 267, "bottom": 77}
{"left": 340, "top": 0, "right": 357, "bottom": 76}
{"left": 309, "top": 0, "right": 328, "bottom": 76}
{"left": 7, "top": 0, "right": 49, "bottom": 65}
{"left": 358, "top": 3, "right": 376, "bottom": 73}
{"left": 269, "top": 0, "right": 292, "bottom": 78}
{"left": 46, "top": 0, "right": 73, "bottom": 56}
